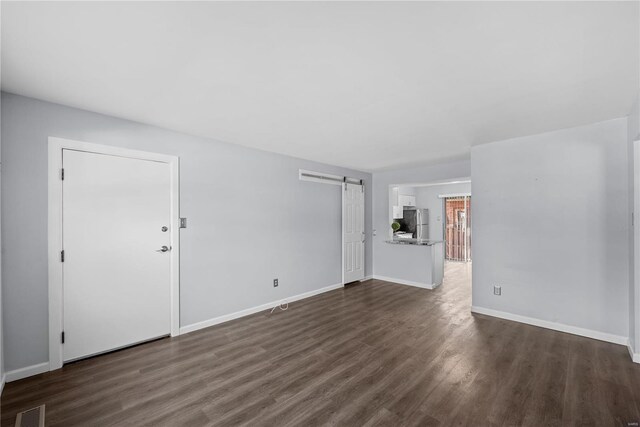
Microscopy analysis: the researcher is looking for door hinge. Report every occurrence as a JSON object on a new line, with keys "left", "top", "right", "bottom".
{"left": 61, "top": 331, "right": 65, "bottom": 344}
{"left": 61, "top": 168, "right": 65, "bottom": 180}
{"left": 60, "top": 250, "right": 65, "bottom": 262}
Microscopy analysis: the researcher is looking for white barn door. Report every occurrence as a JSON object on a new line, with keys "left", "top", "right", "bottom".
{"left": 343, "top": 183, "right": 365, "bottom": 283}
{"left": 62, "top": 149, "right": 173, "bottom": 362}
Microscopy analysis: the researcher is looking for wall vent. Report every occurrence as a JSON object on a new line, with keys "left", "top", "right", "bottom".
{"left": 14, "top": 405, "right": 45, "bottom": 427}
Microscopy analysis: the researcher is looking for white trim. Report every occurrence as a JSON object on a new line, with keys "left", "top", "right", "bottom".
{"left": 5, "top": 362, "right": 50, "bottom": 383}
{"left": 438, "top": 192, "right": 471, "bottom": 199}
{"left": 471, "top": 306, "right": 628, "bottom": 346}
{"left": 48, "top": 137, "right": 180, "bottom": 372}
{"left": 633, "top": 140, "right": 640, "bottom": 362}
{"left": 359, "top": 275, "right": 373, "bottom": 282}
{"left": 3, "top": 283, "right": 344, "bottom": 382}
{"left": 628, "top": 343, "right": 640, "bottom": 364}
{"left": 180, "top": 282, "right": 344, "bottom": 335}
{"left": 0, "top": 374, "right": 5, "bottom": 395}
{"left": 342, "top": 183, "right": 345, "bottom": 285}
{"left": 373, "top": 275, "right": 439, "bottom": 290}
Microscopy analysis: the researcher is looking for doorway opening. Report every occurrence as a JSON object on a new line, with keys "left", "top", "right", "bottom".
{"left": 299, "top": 169, "right": 366, "bottom": 286}
{"left": 343, "top": 182, "right": 365, "bottom": 284}
{"left": 387, "top": 179, "right": 471, "bottom": 289}
{"left": 444, "top": 196, "right": 472, "bottom": 262}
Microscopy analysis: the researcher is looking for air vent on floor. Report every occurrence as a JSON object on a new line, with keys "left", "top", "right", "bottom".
{"left": 14, "top": 404, "right": 45, "bottom": 427}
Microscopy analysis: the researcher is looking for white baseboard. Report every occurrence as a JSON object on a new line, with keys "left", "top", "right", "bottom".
{"left": 180, "top": 282, "right": 344, "bottom": 335}
{"left": 471, "top": 306, "right": 628, "bottom": 346}
{"left": 359, "top": 275, "right": 373, "bottom": 282}
{"left": 5, "top": 362, "right": 49, "bottom": 383}
{"left": 6, "top": 283, "right": 346, "bottom": 382}
{"left": 0, "top": 373, "right": 5, "bottom": 395}
{"left": 628, "top": 342, "right": 640, "bottom": 363}
{"left": 373, "top": 275, "right": 439, "bottom": 290}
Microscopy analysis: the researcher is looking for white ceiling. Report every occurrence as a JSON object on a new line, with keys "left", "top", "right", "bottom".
{"left": 2, "top": 2, "right": 638, "bottom": 171}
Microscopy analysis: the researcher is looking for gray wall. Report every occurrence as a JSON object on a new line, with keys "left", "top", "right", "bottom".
{"left": 414, "top": 182, "right": 472, "bottom": 241}
{"left": 0, "top": 93, "right": 3, "bottom": 387}
{"left": 372, "top": 160, "right": 471, "bottom": 279}
{"left": 628, "top": 91, "right": 640, "bottom": 352}
{"left": 471, "top": 118, "right": 629, "bottom": 338}
{"left": 1, "top": 92, "right": 372, "bottom": 372}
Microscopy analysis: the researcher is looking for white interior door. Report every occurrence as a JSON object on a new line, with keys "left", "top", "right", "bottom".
{"left": 343, "top": 183, "right": 365, "bottom": 283}
{"left": 62, "top": 149, "right": 172, "bottom": 362}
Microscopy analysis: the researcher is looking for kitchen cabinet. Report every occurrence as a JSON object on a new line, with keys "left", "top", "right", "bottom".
{"left": 398, "top": 194, "right": 416, "bottom": 207}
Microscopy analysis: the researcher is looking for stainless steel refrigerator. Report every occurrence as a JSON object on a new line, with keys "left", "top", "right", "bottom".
{"left": 398, "top": 208, "right": 429, "bottom": 239}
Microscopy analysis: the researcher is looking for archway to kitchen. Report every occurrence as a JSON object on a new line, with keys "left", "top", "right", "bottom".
{"left": 386, "top": 178, "right": 472, "bottom": 289}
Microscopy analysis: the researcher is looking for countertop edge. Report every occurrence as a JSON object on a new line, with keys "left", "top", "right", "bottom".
{"left": 384, "top": 240, "right": 443, "bottom": 246}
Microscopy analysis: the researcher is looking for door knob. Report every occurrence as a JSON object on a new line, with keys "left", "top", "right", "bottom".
{"left": 157, "top": 246, "right": 170, "bottom": 252}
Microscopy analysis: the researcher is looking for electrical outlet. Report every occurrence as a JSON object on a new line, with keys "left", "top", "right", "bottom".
{"left": 273, "top": 278, "right": 279, "bottom": 288}
{"left": 493, "top": 285, "right": 501, "bottom": 296}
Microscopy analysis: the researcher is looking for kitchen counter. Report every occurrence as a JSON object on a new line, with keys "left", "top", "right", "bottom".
{"left": 377, "top": 238, "right": 444, "bottom": 289}
{"left": 385, "top": 239, "right": 443, "bottom": 246}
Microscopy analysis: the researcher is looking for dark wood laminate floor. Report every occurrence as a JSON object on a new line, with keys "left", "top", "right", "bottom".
{"left": 3, "top": 262, "right": 640, "bottom": 426}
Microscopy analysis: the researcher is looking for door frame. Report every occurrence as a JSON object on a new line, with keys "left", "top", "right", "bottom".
{"left": 632, "top": 140, "right": 640, "bottom": 362}
{"left": 341, "top": 183, "right": 345, "bottom": 285}
{"left": 342, "top": 181, "right": 365, "bottom": 285}
{"left": 441, "top": 193, "right": 472, "bottom": 262}
{"left": 47, "top": 137, "right": 181, "bottom": 371}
